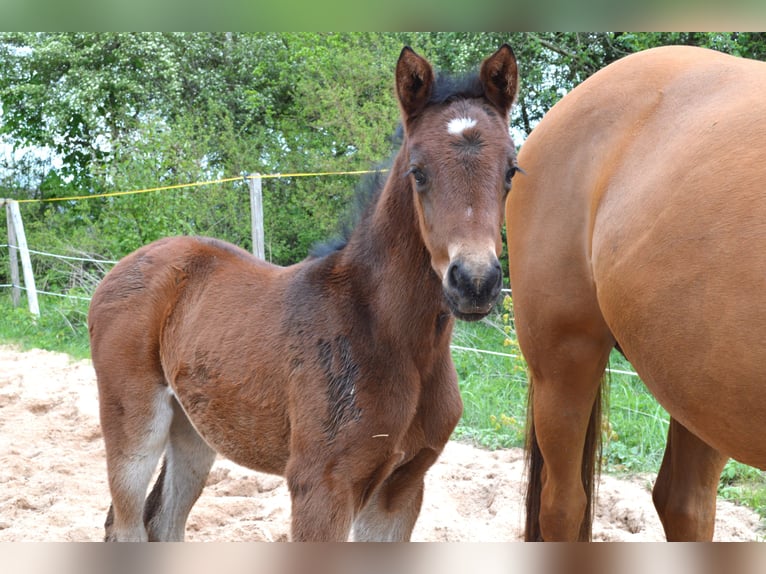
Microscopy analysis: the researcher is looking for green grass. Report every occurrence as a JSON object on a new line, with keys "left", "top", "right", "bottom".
{"left": 719, "top": 460, "right": 766, "bottom": 519}
{"left": 602, "top": 352, "right": 670, "bottom": 473}
{"left": 0, "top": 291, "right": 91, "bottom": 359}
{"left": 450, "top": 313, "right": 528, "bottom": 449}
{"left": 3, "top": 289, "right": 766, "bottom": 524}
{"left": 450, "top": 295, "right": 671, "bottom": 472}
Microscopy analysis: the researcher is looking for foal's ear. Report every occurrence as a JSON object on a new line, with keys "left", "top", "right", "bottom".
{"left": 395, "top": 46, "right": 434, "bottom": 125}
{"left": 480, "top": 44, "right": 519, "bottom": 117}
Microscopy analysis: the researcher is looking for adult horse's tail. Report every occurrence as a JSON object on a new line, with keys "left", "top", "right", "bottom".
{"left": 524, "top": 374, "right": 608, "bottom": 541}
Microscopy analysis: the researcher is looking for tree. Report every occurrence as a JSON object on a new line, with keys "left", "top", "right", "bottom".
{"left": 0, "top": 33, "right": 186, "bottom": 192}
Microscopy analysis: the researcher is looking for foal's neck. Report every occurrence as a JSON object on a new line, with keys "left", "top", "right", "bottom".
{"left": 342, "top": 153, "right": 450, "bottom": 337}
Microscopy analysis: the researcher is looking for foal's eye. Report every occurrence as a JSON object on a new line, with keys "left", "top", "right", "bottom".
{"left": 504, "top": 165, "right": 520, "bottom": 192}
{"left": 409, "top": 167, "right": 428, "bottom": 187}
{"left": 505, "top": 166, "right": 518, "bottom": 186}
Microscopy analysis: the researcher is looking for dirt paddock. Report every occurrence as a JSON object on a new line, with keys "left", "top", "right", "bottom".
{"left": 0, "top": 345, "right": 760, "bottom": 542}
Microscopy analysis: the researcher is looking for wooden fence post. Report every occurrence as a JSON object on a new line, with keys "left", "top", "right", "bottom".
{"left": 4, "top": 199, "right": 21, "bottom": 307}
{"left": 5, "top": 200, "right": 39, "bottom": 316}
{"left": 247, "top": 173, "right": 265, "bottom": 260}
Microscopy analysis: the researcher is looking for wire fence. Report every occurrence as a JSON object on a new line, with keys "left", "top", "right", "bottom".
{"left": 1, "top": 243, "right": 119, "bottom": 265}
{"left": 2, "top": 282, "right": 93, "bottom": 301}
{"left": 12, "top": 169, "right": 386, "bottom": 204}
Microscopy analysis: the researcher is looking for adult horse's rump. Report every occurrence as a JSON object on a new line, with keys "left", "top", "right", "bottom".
{"left": 90, "top": 45, "right": 521, "bottom": 542}
{"left": 507, "top": 45, "right": 766, "bottom": 541}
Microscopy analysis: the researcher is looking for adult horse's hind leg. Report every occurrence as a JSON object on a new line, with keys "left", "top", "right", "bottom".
{"left": 652, "top": 417, "right": 728, "bottom": 541}
{"left": 100, "top": 376, "right": 175, "bottom": 542}
{"left": 143, "top": 398, "right": 217, "bottom": 541}
{"left": 351, "top": 448, "right": 439, "bottom": 541}
{"left": 524, "top": 330, "right": 614, "bottom": 541}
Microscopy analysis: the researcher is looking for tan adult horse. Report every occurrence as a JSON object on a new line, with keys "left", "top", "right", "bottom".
{"left": 89, "top": 45, "right": 521, "bottom": 542}
{"left": 507, "top": 45, "right": 766, "bottom": 541}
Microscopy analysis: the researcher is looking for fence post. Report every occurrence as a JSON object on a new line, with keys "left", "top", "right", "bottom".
{"left": 5, "top": 200, "right": 39, "bottom": 316}
{"left": 247, "top": 173, "right": 265, "bottom": 260}
{"left": 4, "top": 199, "right": 21, "bottom": 307}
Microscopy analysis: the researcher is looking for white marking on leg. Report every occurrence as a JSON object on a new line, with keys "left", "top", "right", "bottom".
{"left": 110, "top": 389, "right": 174, "bottom": 541}
{"left": 148, "top": 401, "right": 217, "bottom": 541}
{"left": 447, "top": 117, "right": 477, "bottom": 135}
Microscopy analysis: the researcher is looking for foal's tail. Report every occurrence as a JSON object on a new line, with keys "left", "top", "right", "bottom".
{"left": 523, "top": 374, "right": 608, "bottom": 542}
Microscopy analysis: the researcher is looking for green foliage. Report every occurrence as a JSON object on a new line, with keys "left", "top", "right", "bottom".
{"left": 0, "top": 33, "right": 406, "bottom": 268}
{"left": 0, "top": 33, "right": 179, "bottom": 187}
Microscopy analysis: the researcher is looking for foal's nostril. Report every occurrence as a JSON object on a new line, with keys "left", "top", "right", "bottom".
{"left": 491, "top": 260, "right": 502, "bottom": 289}
{"left": 448, "top": 262, "right": 462, "bottom": 289}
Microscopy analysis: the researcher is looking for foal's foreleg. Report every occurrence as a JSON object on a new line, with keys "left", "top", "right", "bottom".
{"left": 352, "top": 447, "right": 439, "bottom": 541}
{"left": 286, "top": 465, "right": 356, "bottom": 542}
{"left": 652, "top": 417, "right": 728, "bottom": 541}
{"left": 287, "top": 448, "right": 427, "bottom": 541}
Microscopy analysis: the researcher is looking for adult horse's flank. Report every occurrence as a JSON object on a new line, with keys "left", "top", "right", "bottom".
{"left": 508, "top": 45, "right": 766, "bottom": 541}
{"left": 89, "top": 45, "right": 520, "bottom": 542}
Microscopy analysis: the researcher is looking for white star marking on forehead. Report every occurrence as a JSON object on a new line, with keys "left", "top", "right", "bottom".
{"left": 447, "top": 117, "right": 477, "bottom": 135}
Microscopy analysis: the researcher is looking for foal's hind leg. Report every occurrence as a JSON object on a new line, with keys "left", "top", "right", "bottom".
{"left": 101, "top": 380, "right": 175, "bottom": 542}
{"left": 143, "top": 398, "right": 216, "bottom": 541}
{"left": 652, "top": 417, "right": 728, "bottom": 541}
{"left": 352, "top": 448, "right": 439, "bottom": 541}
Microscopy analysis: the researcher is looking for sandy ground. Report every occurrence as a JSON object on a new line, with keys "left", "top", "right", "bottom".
{"left": 0, "top": 344, "right": 761, "bottom": 542}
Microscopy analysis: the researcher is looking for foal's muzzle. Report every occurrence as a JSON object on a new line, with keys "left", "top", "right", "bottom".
{"left": 443, "top": 256, "right": 503, "bottom": 321}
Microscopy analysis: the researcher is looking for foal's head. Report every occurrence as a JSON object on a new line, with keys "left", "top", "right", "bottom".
{"left": 395, "top": 45, "right": 520, "bottom": 321}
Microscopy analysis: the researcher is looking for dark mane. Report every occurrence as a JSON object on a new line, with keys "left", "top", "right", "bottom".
{"left": 308, "top": 164, "right": 392, "bottom": 258}
{"left": 429, "top": 72, "right": 485, "bottom": 105}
